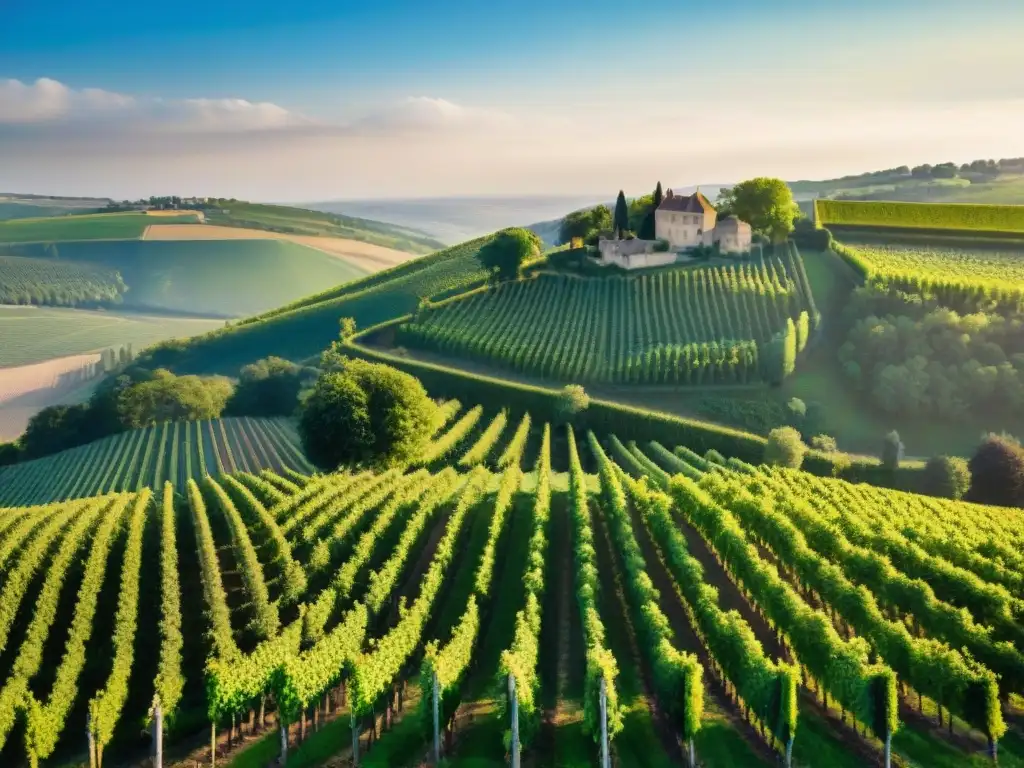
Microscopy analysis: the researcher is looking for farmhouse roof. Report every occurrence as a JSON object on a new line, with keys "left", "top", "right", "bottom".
{"left": 658, "top": 190, "right": 715, "bottom": 214}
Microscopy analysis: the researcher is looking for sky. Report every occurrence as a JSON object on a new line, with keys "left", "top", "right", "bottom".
{"left": 1, "top": 0, "right": 1023, "bottom": 201}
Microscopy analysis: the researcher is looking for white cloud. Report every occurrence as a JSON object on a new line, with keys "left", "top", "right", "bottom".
{"left": 0, "top": 77, "right": 312, "bottom": 132}
{"left": 1, "top": 76, "right": 1023, "bottom": 202}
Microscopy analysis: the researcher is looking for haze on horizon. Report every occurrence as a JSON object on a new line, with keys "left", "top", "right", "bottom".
{"left": 1, "top": 0, "right": 1022, "bottom": 203}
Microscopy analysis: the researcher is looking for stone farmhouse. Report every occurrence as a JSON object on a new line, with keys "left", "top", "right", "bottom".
{"left": 598, "top": 189, "right": 753, "bottom": 270}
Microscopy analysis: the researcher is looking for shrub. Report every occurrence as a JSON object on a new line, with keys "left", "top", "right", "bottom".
{"left": 299, "top": 360, "right": 436, "bottom": 470}
{"left": 554, "top": 384, "right": 590, "bottom": 425}
{"left": 967, "top": 434, "right": 1024, "bottom": 507}
{"left": 922, "top": 456, "right": 971, "bottom": 500}
{"left": 764, "top": 426, "right": 807, "bottom": 469}
{"left": 787, "top": 397, "right": 806, "bottom": 420}
{"left": 881, "top": 430, "right": 904, "bottom": 471}
{"left": 226, "top": 356, "right": 311, "bottom": 417}
{"left": 116, "top": 369, "right": 234, "bottom": 429}
{"left": 810, "top": 434, "right": 838, "bottom": 453}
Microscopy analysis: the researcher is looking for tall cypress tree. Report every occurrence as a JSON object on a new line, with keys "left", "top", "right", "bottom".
{"left": 654, "top": 181, "right": 663, "bottom": 208}
{"left": 613, "top": 190, "right": 629, "bottom": 236}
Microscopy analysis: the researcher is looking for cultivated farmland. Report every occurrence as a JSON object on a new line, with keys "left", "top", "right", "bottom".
{"left": 0, "top": 212, "right": 199, "bottom": 243}
{"left": 815, "top": 199, "right": 1024, "bottom": 235}
{"left": 1, "top": 239, "right": 370, "bottom": 317}
{"left": 0, "top": 416, "right": 313, "bottom": 506}
{"left": 0, "top": 306, "right": 223, "bottom": 367}
{"left": 0, "top": 254, "right": 126, "bottom": 306}
{"left": 398, "top": 247, "right": 818, "bottom": 385}
{"left": 834, "top": 239, "right": 1024, "bottom": 299}
{"left": 0, "top": 409, "right": 1018, "bottom": 768}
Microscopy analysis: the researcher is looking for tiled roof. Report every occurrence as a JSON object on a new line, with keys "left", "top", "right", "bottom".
{"left": 658, "top": 190, "right": 715, "bottom": 214}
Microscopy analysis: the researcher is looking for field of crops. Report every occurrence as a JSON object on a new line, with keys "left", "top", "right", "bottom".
{"left": 0, "top": 306, "right": 223, "bottom": 367}
{"left": 832, "top": 239, "right": 1024, "bottom": 305}
{"left": 1, "top": 239, "right": 370, "bottom": 317}
{"left": 398, "top": 247, "right": 818, "bottom": 385}
{"left": 0, "top": 212, "right": 199, "bottom": 243}
{"left": 0, "top": 255, "right": 126, "bottom": 306}
{"left": 136, "top": 236, "right": 495, "bottom": 374}
{"left": 0, "top": 417, "right": 314, "bottom": 506}
{"left": 0, "top": 403, "right": 1020, "bottom": 768}
{"left": 815, "top": 199, "right": 1024, "bottom": 234}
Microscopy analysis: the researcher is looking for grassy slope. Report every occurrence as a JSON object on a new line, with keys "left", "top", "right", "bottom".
{"left": 0, "top": 212, "right": 198, "bottom": 242}
{"left": 3, "top": 239, "right": 369, "bottom": 317}
{"left": 0, "top": 306, "right": 223, "bottom": 368}
{"left": 204, "top": 202, "right": 445, "bottom": 253}
{"left": 135, "top": 236, "right": 494, "bottom": 375}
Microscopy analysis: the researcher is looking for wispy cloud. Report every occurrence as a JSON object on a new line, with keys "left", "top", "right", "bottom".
{"left": 0, "top": 77, "right": 312, "bottom": 132}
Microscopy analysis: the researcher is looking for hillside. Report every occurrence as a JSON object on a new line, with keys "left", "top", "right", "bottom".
{"left": 0, "top": 411, "right": 1019, "bottom": 768}
{"left": 398, "top": 248, "right": 818, "bottom": 386}
{"left": 0, "top": 239, "right": 370, "bottom": 317}
{"left": 135, "top": 235, "right": 496, "bottom": 374}
{"left": 0, "top": 306, "right": 224, "bottom": 368}
{"left": 0, "top": 416, "right": 312, "bottom": 506}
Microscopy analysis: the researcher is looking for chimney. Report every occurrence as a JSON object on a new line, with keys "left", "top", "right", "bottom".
{"left": 666, "top": 189, "right": 674, "bottom": 199}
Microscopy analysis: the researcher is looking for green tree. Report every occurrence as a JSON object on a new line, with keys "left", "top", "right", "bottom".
{"left": 299, "top": 360, "right": 436, "bottom": 470}
{"left": 116, "top": 370, "right": 233, "bottom": 428}
{"left": 764, "top": 426, "right": 807, "bottom": 468}
{"left": 339, "top": 316, "right": 357, "bottom": 340}
{"left": 226, "top": 357, "right": 312, "bottom": 417}
{"left": 968, "top": 434, "right": 1024, "bottom": 507}
{"left": 922, "top": 455, "right": 971, "bottom": 500}
{"left": 653, "top": 181, "right": 663, "bottom": 209}
{"left": 881, "top": 430, "right": 904, "bottom": 470}
{"left": 558, "top": 206, "right": 612, "bottom": 245}
{"left": 613, "top": 190, "right": 629, "bottom": 236}
{"left": 554, "top": 384, "right": 590, "bottom": 424}
{"left": 477, "top": 227, "right": 542, "bottom": 281}
{"left": 717, "top": 178, "right": 800, "bottom": 243}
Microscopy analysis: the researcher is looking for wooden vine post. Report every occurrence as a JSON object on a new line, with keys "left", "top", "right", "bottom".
{"left": 508, "top": 674, "right": 520, "bottom": 768}
{"left": 884, "top": 729, "right": 891, "bottom": 768}
{"left": 152, "top": 696, "right": 163, "bottom": 768}
{"left": 87, "top": 712, "right": 96, "bottom": 768}
{"left": 432, "top": 670, "right": 441, "bottom": 763}
{"left": 350, "top": 709, "right": 359, "bottom": 767}
{"left": 210, "top": 722, "right": 216, "bottom": 768}
{"left": 279, "top": 719, "right": 288, "bottom": 766}
{"left": 599, "top": 677, "right": 610, "bottom": 768}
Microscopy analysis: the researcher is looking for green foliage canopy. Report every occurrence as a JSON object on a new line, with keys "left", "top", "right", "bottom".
{"left": 717, "top": 178, "right": 800, "bottom": 243}
{"left": 476, "top": 227, "right": 541, "bottom": 281}
{"left": 764, "top": 426, "right": 807, "bottom": 468}
{"left": 299, "top": 359, "right": 436, "bottom": 470}
{"left": 922, "top": 455, "right": 971, "bottom": 500}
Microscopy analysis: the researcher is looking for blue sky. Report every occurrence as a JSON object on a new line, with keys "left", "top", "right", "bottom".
{"left": 1, "top": 0, "right": 1023, "bottom": 200}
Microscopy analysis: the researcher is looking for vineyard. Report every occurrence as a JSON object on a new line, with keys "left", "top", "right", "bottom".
{"left": 0, "top": 417, "right": 314, "bottom": 506}
{"left": 831, "top": 239, "right": 1024, "bottom": 308}
{"left": 0, "top": 255, "right": 126, "bottom": 306}
{"left": 397, "top": 247, "right": 819, "bottom": 385}
{"left": 815, "top": 199, "right": 1024, "bottom": 235}
{"left": 0, "top": 401, "right": 1021, "bottom": 768}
